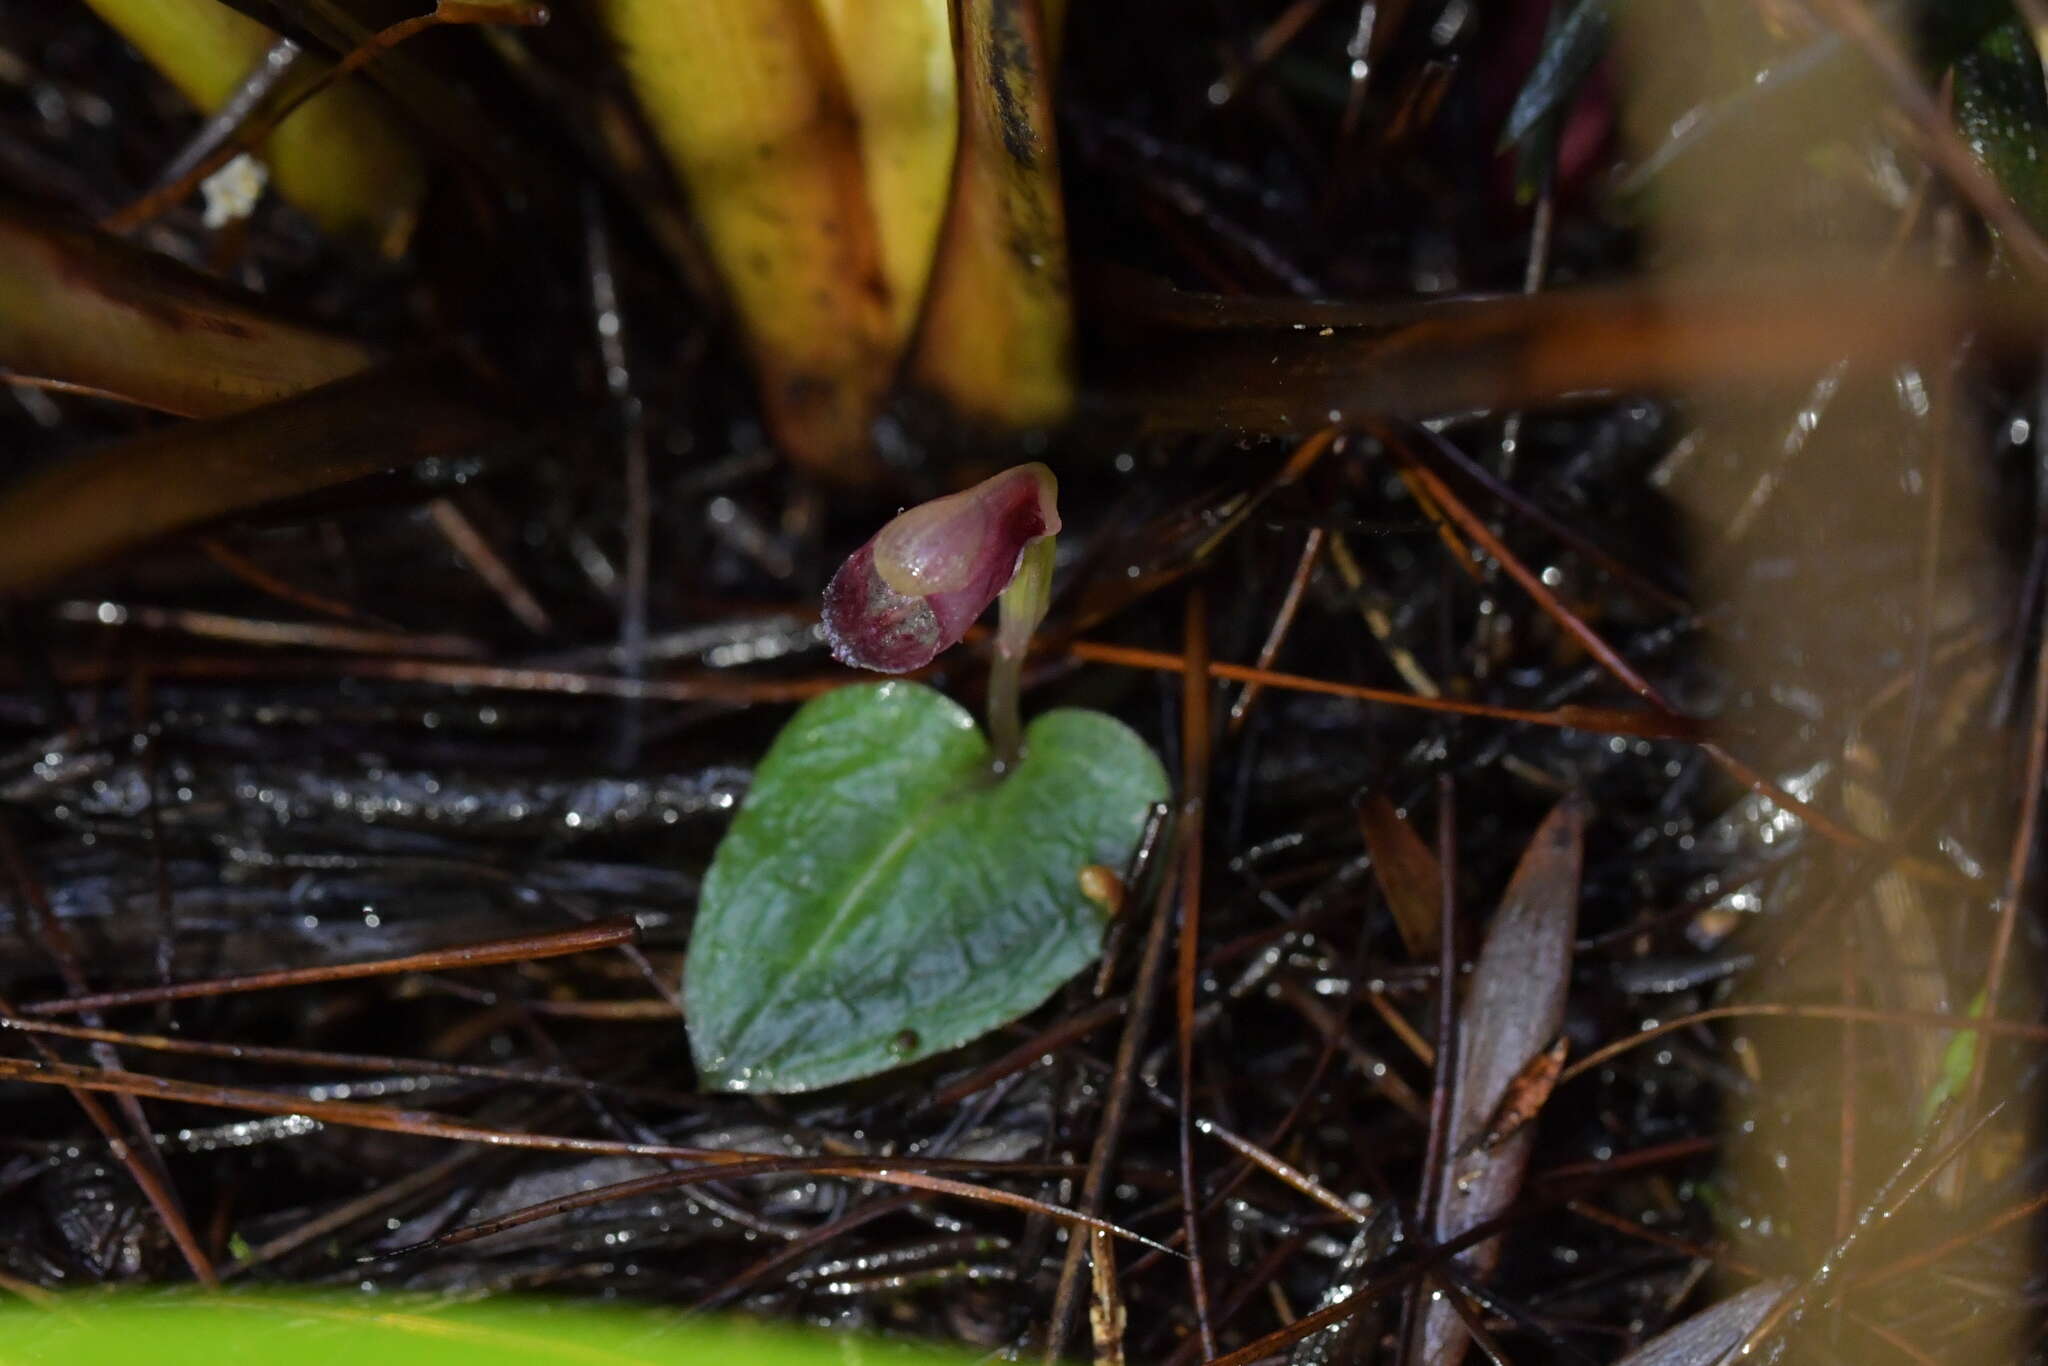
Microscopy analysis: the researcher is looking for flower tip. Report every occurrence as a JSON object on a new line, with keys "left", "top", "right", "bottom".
{"left": 824, "top": 463, "right": 1061, "bottom": 676}
{"left": 822, "top": 540, "right": 942, "bottom": 674}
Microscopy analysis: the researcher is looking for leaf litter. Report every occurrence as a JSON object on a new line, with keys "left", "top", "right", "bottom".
{"left": 0, "top": 2, "right": 2042, "bottom": 1363}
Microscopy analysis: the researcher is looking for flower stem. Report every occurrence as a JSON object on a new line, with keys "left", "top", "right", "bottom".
{"left": 990, "top": 535, "right": 1055, "bottom": 768}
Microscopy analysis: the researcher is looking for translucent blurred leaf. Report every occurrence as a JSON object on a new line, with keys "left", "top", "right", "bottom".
{"left": 0, "top": 361, "right": 521, "bottom": 591}
{"left": 0, "top": 202, "right": 371, "bottom": 417}
{"left": 686, "top": 681, "right": 1166, "bottom": 1093}
{"left": 1094, "top": 268, "right": 2048, "bottom": 435}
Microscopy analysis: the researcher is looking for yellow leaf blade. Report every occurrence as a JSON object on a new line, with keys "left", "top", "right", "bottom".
{"left": 913, "top": 0, "right": 1075, "bottom": 429}
{"left": 813, "top": 0, "right": 957, "bottom": 348}
{"left": 604, "top": 0, "right": 893, "bottom": 481}
{"left": 81, "top": 0, "right": 425, "bottom": 255}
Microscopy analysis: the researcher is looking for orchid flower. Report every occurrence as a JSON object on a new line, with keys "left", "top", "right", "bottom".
{"left": 823, "top": 463, "right": 1060, "bottom": 764}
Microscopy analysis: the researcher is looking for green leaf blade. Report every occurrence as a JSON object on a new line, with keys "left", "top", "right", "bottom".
{"left": 1501, "top": 0, "right": 1610, "bottom": 152}
{"left": 686, "top": 682, "right": 1166, "bottom": 1094}
{"left": 1, "top": 1289, "right": 985, "bottom": 1365}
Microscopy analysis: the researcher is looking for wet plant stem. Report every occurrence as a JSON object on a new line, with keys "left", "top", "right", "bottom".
{"left": 990, "top": 536, "right": 1056, "bottom": 768}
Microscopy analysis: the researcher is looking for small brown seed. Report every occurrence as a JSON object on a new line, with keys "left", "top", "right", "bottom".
{"left": 1078, "top": 863, "right": 1124, "bottom": 916}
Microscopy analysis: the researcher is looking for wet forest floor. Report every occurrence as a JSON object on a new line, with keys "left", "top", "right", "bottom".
{"left": 2, "top": 1, "right": 2047, "bottom": 1363}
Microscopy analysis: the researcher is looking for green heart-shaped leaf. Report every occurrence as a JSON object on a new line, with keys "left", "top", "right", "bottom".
{"left": 685, "top": 680, "right": 1167, "bottom": 1094}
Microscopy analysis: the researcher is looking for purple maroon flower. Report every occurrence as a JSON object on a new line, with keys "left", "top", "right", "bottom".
{"left": 823, "top": 463, "right": 1061, "bottom": 673}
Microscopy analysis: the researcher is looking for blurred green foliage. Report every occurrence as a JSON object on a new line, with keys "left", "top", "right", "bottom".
{"left": 1955, "top": 18, "right": 2048, "bottom": 249}
{"left": 1, "top": 1291, "right": 986, "bottom": 1365}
